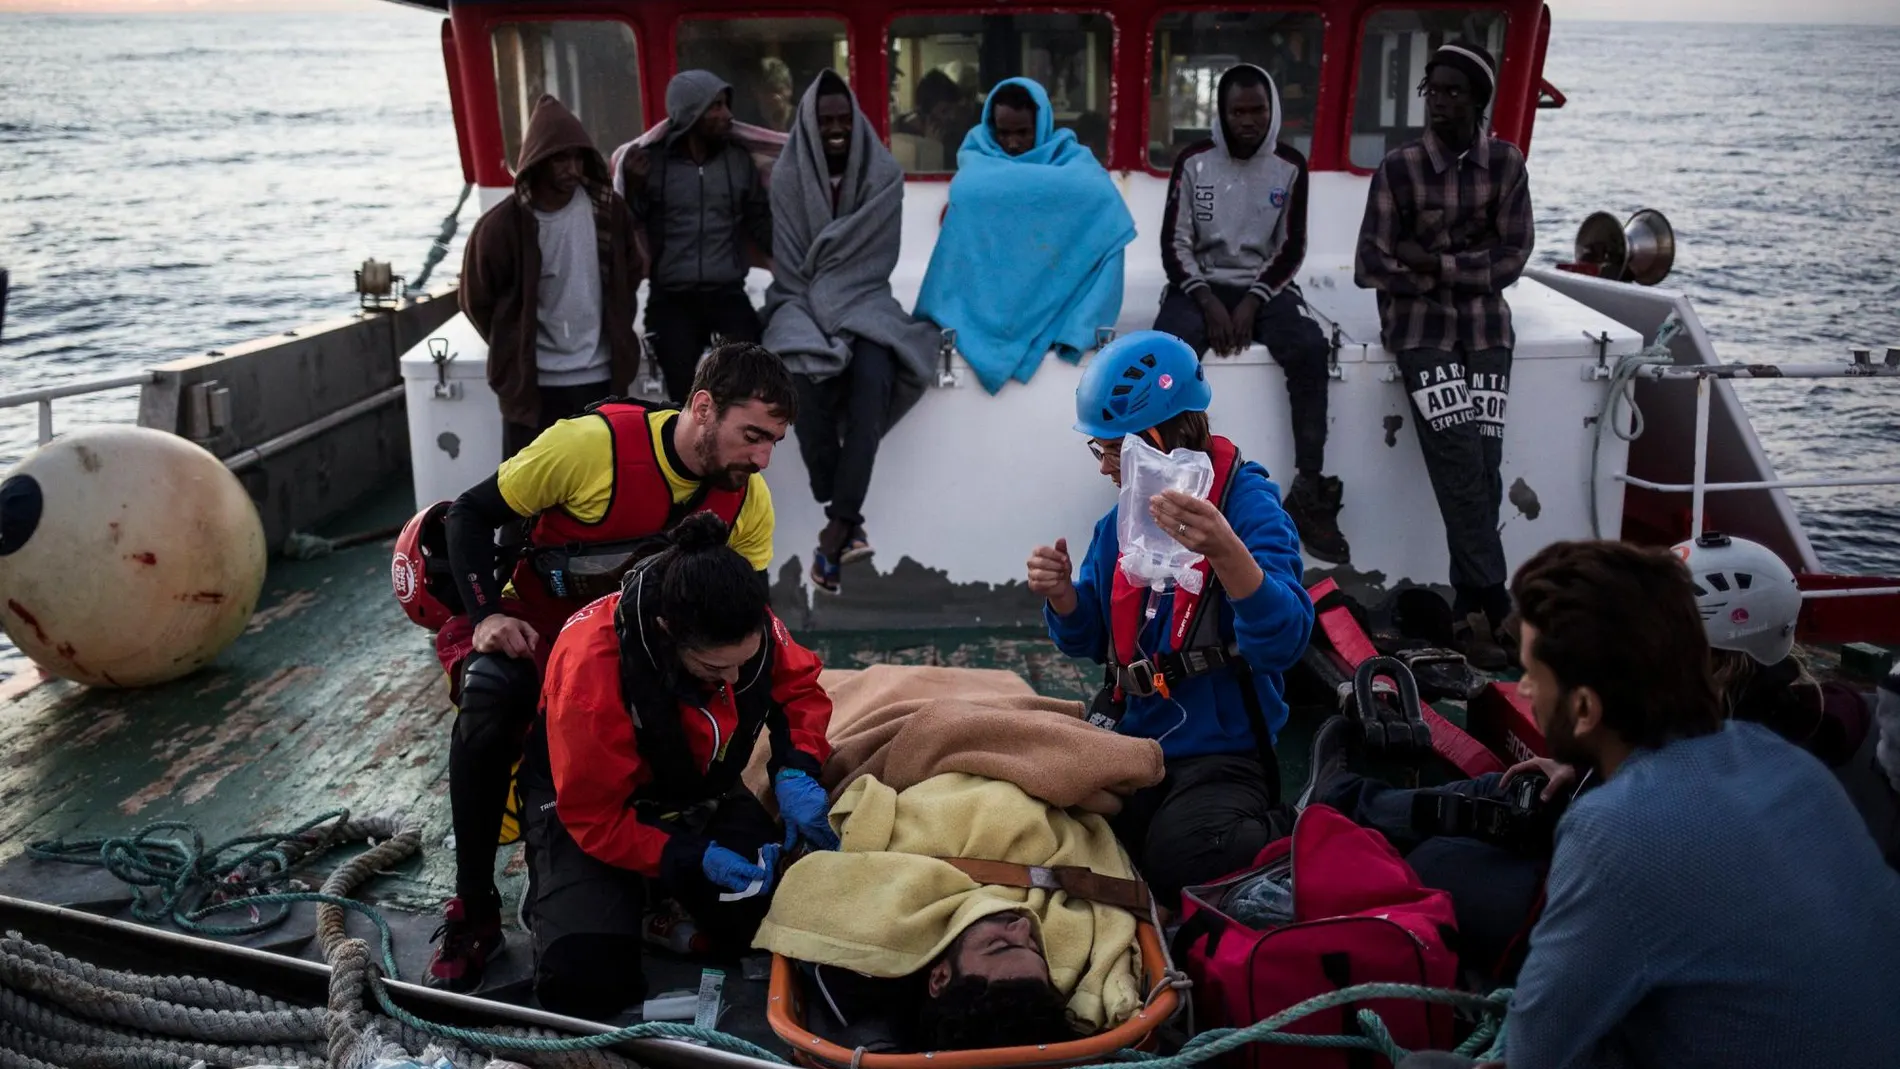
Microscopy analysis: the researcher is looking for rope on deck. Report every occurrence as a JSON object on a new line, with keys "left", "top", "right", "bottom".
{"left": 16, "top": 814, "right": 1512, "bottom": 1069}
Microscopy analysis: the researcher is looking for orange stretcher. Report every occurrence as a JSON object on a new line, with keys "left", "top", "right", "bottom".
{"left": 766, "top": 920, "right": 1179, "bottom": 1069}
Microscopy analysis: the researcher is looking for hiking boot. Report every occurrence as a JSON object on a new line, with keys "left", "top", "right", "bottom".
{"left": 425, "top": 895, "right": 504, "bottom": 993}
{"left": 1287, "top": 474, "right": 1351, "bottom": 565}
{"left": 1454, "top": 612, "right": 1510, "bottom": 672}
{"left": 1297, "top": 714, "right": 1357, "bottom": 811}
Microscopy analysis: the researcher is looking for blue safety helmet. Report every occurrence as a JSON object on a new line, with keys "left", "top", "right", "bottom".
{"left": 1073, "top": 330, "right": 1211, "bottom": 439}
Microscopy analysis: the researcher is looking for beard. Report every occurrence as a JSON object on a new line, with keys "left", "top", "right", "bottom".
{"left": 1543, "top": 697, "right": 1593, "bottom": 772}
{"left": 692, "top": 433, "right": 755, "bottom": 491}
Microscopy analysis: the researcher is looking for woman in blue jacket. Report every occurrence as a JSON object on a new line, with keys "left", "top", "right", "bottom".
{"left": 1026, "top": 330, "right": 1314, "bottom": 901}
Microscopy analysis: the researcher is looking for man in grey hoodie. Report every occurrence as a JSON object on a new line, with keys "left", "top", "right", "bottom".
{"left": 622, "top": 71, "right": 774, "bottom": 403}
{"left": 1153, "top": 64, "right": 1345, "bottom": 565}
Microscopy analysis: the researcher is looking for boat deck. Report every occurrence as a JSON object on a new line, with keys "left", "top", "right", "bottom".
{"left": 4, "top": 477, "right": 1293, "bottom": 1043}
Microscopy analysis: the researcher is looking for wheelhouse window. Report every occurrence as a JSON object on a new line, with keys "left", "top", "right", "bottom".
{"left": 1350, "top": 9, "right": 1508, "bottom": 169}
{"left": 1149, "top": 12, "right": 1325, "bottom": 170}
{"left": 888, "top": 13, "right": 1112, "bottom": 173}
{"left": 676, "top": 18, "right": 850, "bottom": 134}
{"left": 491, "top": 21, "right": 643, "bottom": 173}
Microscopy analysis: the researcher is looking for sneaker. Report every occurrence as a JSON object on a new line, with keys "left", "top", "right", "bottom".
{"left": 1287, "top": 474, "right": 1351, "bottom": 565}
{"left": 1453, "top": 612, "right": 1510, "bottom": 672}
{"left": 425, "top": 895, "right": 504, "bottom": 993}
{"left": 1296, "top": 715, "right": 1357, "bottom": 811}
{"left": 809, "top": 549, "right": 842, "bottom": 595}
{"left": 839, "top": 527, "right": 875, "bottom": 566}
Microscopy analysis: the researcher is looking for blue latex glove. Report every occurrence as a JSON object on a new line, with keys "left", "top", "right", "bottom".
{"left": 701, "top": 841, "right": 782, "bottom": 894}
{"left": 774, "top": 769, "right": 842, "bottom": 853}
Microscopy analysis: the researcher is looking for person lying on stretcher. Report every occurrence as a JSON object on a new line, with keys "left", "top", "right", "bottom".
{"left": 748, "top": 665, "right": 1169, "bottom": 1052}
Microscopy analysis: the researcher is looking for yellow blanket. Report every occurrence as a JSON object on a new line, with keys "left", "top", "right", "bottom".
{"left": 752, "top": 772, "right": 1144, "bottom": 1032}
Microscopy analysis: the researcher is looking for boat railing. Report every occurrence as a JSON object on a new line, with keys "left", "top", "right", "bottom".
{"left": 0, "top": 372, "right": 159, "bottom": 448}
{"left": 1616, "top": 349, "right": 1900, "bottom": 600}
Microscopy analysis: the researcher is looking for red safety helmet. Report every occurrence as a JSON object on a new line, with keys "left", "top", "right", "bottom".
{"left": 392, "top": 501, "right": 463, "bottom": 631}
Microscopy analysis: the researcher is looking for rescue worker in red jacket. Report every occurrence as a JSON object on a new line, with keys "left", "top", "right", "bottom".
{"left": 518, "top": 512, "right": 835, "bottom": 1019}
{"left": 395, "top": 342, "right": 796, "bottom": 992}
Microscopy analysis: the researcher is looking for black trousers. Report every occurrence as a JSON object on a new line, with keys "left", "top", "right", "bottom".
{"left": 793, "top": 338, "right": 900, "bottom": 530}
{"left": 646, "top": 285, "right": 764, "bottom": 403}
{"left": 1320, "top": 772, "right": 1544, "bottom": 983}
{"left": 503, "top": 380, "right": 612, "bottom": 460}
{"left": 1396, "top": 346, "right": 1512, "bottom": 594}
{"left": 1110, "top": 754, "right": 1292, "bottom": 907}
{"left": 1153, "top": 283, "right": 1332, "bottom": 475}
{"left": 520, "top": 775, "right": 780, "bottom": 1019}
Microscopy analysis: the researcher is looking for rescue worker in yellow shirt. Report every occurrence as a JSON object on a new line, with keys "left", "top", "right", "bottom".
{"left": 388, "top": 341, "right": 795, "bottom": 992}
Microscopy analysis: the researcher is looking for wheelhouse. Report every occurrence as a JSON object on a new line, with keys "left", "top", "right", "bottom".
{"left": 420, "top": 0, "right": 1562, "bottom": 197}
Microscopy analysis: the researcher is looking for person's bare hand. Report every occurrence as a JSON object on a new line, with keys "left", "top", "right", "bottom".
{"left": 1197, "top": 290, "right": 1240, "bottom": 357}
{"left": 1500, "top": 756, "right": 1577, "bottom": 801}
{"left": 472, "top": 615, "right": 539, "bottom": 659}
{"left": 1395, "top": 240, "right": 1439, "bottom": 275}
{"left": 1230, "top": 293, "right": 1262, "bottom": 350}
{"left": 1027, "top": 539, "right": 1078, "bottom": 616}
{"left": 1150, "top": 491, "right": 1241, "bottom": 558}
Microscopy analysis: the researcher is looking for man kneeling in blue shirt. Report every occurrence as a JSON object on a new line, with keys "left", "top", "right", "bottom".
{"left": 1495, "top": 540, "right": 1900, "bottom": 1069}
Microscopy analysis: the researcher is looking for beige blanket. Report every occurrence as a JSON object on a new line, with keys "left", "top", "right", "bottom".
{"left": 745, "top": 664, "right": 1164, "bottom": 814}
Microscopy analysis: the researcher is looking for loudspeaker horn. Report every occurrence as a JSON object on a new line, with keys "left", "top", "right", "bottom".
{"left": 1622, "top": 208, "right": 1675, "bottom": 287}
{"left": 1572, "top": 211, "right": 1627, "bottom": 282}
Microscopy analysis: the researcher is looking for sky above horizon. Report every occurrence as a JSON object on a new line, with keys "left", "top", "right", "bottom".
{"left": 0, "top": 0, "right": 1896, "bottom": 22}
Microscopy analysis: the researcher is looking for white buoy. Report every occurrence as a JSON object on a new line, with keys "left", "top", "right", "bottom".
{"left": 0, "top": 426, "right": 266, "bottom": 687}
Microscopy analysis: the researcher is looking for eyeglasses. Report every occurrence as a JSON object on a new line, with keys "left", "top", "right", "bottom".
{"left": 1087, "top": 439, "right": 1121, "bottom": 463}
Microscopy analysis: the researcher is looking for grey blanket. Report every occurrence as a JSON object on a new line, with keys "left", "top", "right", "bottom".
{"left": 763, "top": 72, "right": 939, "bottom": 392}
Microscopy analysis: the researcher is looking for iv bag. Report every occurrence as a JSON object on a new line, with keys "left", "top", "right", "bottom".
{"left": 1116, "top": 434, "right": 1215, "bottom": 593}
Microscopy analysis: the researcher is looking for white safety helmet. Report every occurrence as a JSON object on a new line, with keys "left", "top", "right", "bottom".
{"left": 1672, "top": 532, "right": 1802, "bottom": 666}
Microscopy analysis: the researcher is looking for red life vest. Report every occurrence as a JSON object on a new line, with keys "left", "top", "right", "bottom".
{"left": 511, "top": 403, "right": 747, "bottom": 626}
{"left": 1108, "top": 435, "right": 1243, "bottom": 670}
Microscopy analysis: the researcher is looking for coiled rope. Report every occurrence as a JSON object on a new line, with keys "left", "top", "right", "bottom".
{"left": 17, "top": 815, "right": 1512, "bottom": 1068}
{"left": 1589, "top": 313, "right": 1684, "bottom": 537}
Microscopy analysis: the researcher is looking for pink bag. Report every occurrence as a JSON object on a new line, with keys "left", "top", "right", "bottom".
{"left": 1174, "top": 805, "right": 1460, "bottom": 1068}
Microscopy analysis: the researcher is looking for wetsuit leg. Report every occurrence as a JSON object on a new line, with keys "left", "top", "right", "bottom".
{"left": 1396, "top": 347, "right": 1506, "bottom": 596}
{"left": 1255, "top": 285, "right": 1332, "bottom": 476}
{"left": 447, "top": 652, "right": 539, "bottom": 904}
{"left": 1151, "top": 285, "right": 1212, "bottom": 356}
{"left": 826, "top": 338, "right": 898, "bottom": 529}
{"left": 667, "top": 791, "right": 781, "bottom": 955}
{"left": 520, "top": 773, "right": 650, "bottom": 1019}
{"left": 1114, "top": 755, "right": 1290, "bottom": 905}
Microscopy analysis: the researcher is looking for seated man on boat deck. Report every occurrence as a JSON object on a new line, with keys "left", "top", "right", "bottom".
{"left": 621, "top": 71, "right": 774, "bottom": 404}
{"left": 764, "top": 71, "right": 941, "bottom": 595}
{"left": 1026, "top": 331, "right": 1314, "bottom": 905}
{"left": 460, "top": 94, "right": 643, "bottom": 459}
{"left": 1396, "top": 540, "right": 1900, "bottom": 1068}
{"left": 1354, "top": 42, "right": 1532, "bottom": 670}
{"left": 419, "top": 343, "right": 793, "bottom": 993}
{"left": 1153, "top": 63, "right": 1346, "bottom": 565}
{"left": 914, "top": 79, "right": 1135, "bottom": 395}
{"left": 752, "top": 665, "right": 1164, "bottom": 1051}
{"left": 519, "top": 514, "right": 836, "bottom": 1019}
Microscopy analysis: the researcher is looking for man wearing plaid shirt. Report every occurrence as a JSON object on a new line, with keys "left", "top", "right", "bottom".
{"left": 1354, "top": 41, "right": 1532, "bottom": 668}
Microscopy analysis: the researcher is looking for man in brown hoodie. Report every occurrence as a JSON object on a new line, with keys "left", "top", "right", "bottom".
{"left": 461, "top": 95, "right": 643, "bottom": 457}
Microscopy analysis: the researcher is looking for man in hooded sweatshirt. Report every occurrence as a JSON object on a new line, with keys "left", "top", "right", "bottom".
{"left": 622, "top": 71, "right": 775, "bottom": 403}
{"left": 461, "top": 95, "right": 643, "bottom": 458}
{"left": 764, "top": 72, "right": 942, "bottom": 595}
{"left": 1154, "top": 64, "right": 1345, "bottom": 566}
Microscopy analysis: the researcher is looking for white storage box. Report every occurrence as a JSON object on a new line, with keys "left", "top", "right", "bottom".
{"left": 398, "top": 313, "right": 502, "bottom": 508}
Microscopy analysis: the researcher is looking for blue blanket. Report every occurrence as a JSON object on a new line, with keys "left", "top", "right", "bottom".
{"left": 914, "top": 79, "right": 1136, "bottom": 394}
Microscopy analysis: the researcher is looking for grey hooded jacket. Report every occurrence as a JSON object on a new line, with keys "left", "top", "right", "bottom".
{"left": 623, "top": 70, "right": 773, "bottom": 290}
{"left": 1160, "top": 64, "right": 1309, "bottom": 302}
